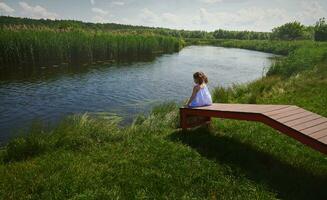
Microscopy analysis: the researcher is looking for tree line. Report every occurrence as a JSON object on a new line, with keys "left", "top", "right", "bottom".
{"left": 0, "top": 16, "right": 326, "bottom": 41}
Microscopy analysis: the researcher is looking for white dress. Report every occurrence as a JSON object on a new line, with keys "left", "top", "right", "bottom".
{"left": 189, "top": 84, "right": 212, "bottom": 107}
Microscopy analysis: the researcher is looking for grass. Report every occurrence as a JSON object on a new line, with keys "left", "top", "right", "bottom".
{"left": 1, "top": 39, "right": 327, "bottom": 199}
{"left": 0, "top": 27, "right": 183, "bottom": 67}
{"left": 0, "top": 109, "right": 275, "bottom": 199}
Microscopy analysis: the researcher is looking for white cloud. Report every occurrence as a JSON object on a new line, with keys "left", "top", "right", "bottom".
{"left": 139, "top": 8, "right": 159, "bottom": 24}
{"left": 93, "top": 15, "right": 107, "bottom": 23}
{"left": 92, "top": 7, "right": 108, "bottom": 15}
{"left": 19, "top": 2, "right": 58, "bottom": 19}
{"left": 0, "top": 2, "right": 15, "bottom": 14}
{"left": 112, "top": 1, "right": 125, "bottom": 6}
{"left": 88, "top": 1, "right": 326, "bottom": 31}
{"left": 91, "top": 6, "right": 111, "bottom": 23}
{"left": 237, "top": 7, "right": 293, "bottom": 30}
{"left": 109, "top": 5, "right": 296, "bottom": 31}
{"left": 191, "top": 7, "right": 293, "bottom": 31}
{"left": 162, "top": 12, "right": 178, "bottom": 23}
{"left": 90, "top": 0, "right": 95, "bottom": 5}
{"left": 199, "top": 8, "right": 212, "bottom": 24}
{"left": 297, "top": 1, "right": 327, "bottom": 24}
{"left": 200, "top": 0, "right": 223, "bottom": 4}
{"left": 192, "top": 2, "right": 326, "bottom": 31}
{"left": 115, "top": 9, "right": 188, "bottom": 29}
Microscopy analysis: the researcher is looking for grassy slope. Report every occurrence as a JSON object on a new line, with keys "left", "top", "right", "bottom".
{"left": 1, "top": 41, "right": 327, "bottom": 199}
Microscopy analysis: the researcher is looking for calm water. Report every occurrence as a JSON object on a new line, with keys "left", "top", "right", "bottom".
{"left": 0, "top": 46, "right": 275, "bottom": 143}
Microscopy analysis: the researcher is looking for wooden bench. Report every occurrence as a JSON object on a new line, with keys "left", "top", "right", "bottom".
{"left": 180, "top": 103, "right": 327, "bottom": 155}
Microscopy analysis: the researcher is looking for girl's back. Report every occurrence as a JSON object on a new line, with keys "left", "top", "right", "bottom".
{"left": 186, "top": 71, "right": 213, "bottom": 108}
{"left": 189, "top": 84, "right": 212, "bottom": 107}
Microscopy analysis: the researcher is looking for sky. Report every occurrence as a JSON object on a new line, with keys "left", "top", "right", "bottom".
{"left": 0, "top": 0, "right": 326, "bottom": 32}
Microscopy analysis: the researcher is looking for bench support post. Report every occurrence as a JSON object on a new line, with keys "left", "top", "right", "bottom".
{"left": 180, "top": 108, "right": 188, "bottom": 131}
{"left": 180, "top": 108, "right": 211, "bottom": 131}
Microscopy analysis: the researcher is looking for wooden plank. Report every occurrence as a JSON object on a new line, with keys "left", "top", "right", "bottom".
{"left": 210, "top": 103, "right": 252, "bottom": 108}
{"left": 309, "top": 129, "right": 327, "bottom": 139}
{"left": 180, "top": 103, "right": 327, "bottom": 154}
{"left": 259, "top": 115, "right": 327, "bottom": 154}
{"left": 284, "top": 114, "right": 322, "bottom": 126}
{"left": 194, "top": 104, "right": 289, "bottom": 114}
{"left": 215, "top": 105, "right": 288, "bottom": 113}
{"left": 317, "top": 131, "right": 327, "bottom": 139}
{"left": 210, "top": 104, "right": 265, "bottom": 112}
{"left": 291, "top": 118, "right": 327, "bottom": 131}
{"left": 264, "top": 106, "right": 298, "bottom": 115}
{"left": 275, "top": 111, "right": 314, "bottom": 123}
{"left": 256, "top": 105, "right": 292, "bottom": 113}
{"left": 192, "top": 104, "right": 248, "bottom": 111}
{"left": 269, "top": 108, "right": 307, "bottom": 120}
{"left": 240, "top": 105, "right": 290, "bottom": 113}
{"left": 319, "top": 136, "right": 327, "bottom": 145}
{"left": 303, "top": 122, "right": 327, "bottom": 135}
{"left": 216, "top": 104, "right": 259, "bottom": 112}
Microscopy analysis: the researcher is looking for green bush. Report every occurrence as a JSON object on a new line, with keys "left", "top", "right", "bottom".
{"left": 271, "top": 21, "right": 307, "bottom": 40}
{"left": 268, "top": 45, "right": 327, "bottom": 76}
{"left": 315, "top": 18, "right": 327, "bottom": 41}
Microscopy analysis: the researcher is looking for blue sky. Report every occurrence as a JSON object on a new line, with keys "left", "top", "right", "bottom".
{"left": 0, "top": 0, "right": 326, "bottom": 31}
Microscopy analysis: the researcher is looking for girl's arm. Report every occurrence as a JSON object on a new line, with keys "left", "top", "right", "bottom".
{"left": 185, "top": 85, "right": 200, "bottom": 107}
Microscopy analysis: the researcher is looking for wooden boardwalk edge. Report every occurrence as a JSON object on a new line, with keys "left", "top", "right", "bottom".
{"left": 180, "top": 104, "right": 327, "bottom": 155}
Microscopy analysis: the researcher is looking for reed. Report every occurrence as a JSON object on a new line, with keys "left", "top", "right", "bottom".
{"left": 0, "top": 27, "right": 183, "bottom": 67}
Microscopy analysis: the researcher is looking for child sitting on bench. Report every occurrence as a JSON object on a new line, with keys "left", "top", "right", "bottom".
{"left": 185, "top": 71, "right": 213, "bottom": 108}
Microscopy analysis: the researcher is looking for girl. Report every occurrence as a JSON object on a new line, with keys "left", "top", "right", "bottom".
{"left": 186, "top": 71, "right": 213, "bottom": 107}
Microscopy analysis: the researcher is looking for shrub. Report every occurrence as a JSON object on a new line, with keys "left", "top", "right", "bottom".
{"left": 314, "top": 18, "right": 327, "bottom": 41}
{"left": 271, "top": 21, "right": 307, "bottom": 40}
{"left": 268, "top": 45, "right": 327, "bottom": 77}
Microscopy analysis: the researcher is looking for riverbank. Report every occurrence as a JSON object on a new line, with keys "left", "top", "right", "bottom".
{"left": 187, "top": 39, "right": 327, "bottom": 77}
{"left": 0, "top": 45, "right": 272, "bottom": 142}
{"left": 1, "top": 40, "right": 327, "bottom": 199}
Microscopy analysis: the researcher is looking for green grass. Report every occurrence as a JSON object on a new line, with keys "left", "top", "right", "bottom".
{"left": 1, "top": 40, "right": 327, "bottom": 199}
{"left": 0, "top": 27, "right": 183, "bottom": 67}
{"left": 0, "top": 109, "right": 276, "bottom": 199}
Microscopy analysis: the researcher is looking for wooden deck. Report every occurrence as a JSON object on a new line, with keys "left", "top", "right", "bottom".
{"left": 180, "top": 103, "right": 327, "bottom": 155}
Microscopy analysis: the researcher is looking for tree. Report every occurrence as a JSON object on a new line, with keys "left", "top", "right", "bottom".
{"left": 271, "top": 21, "right": 306, "bottom": 40}
{"left": 314, "top": 18, "right": 327, "bottom": 41}
{"left": 212, "top": 29, "right": 270, "bottom": 40}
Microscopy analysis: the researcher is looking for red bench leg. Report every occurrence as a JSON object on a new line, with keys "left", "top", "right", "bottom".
{"left": 180, "top": 108, "right": 212, "bottom": 130}
{"left": 180, "top": 109, "right": 188, "bottom": 131}
{"left": 205, "top": 117, "right": 212, "bottom": 128}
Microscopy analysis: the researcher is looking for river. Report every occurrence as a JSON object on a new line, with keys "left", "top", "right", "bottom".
{"left": 0, "top": 46, "right": 276, "bottom": 144}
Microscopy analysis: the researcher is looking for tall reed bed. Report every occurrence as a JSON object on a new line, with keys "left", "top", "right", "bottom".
{"left": 0, "top": 27, "right": 183, "bottom": 67}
